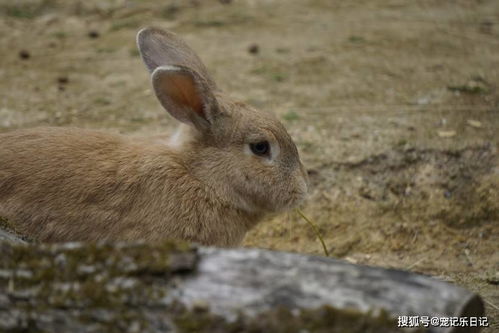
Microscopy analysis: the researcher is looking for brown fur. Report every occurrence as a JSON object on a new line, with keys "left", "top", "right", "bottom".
{"left": 0, "top": 28, "right": 307, "bottom": 246}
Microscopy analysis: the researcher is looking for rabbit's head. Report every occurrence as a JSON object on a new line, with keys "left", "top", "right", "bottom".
{"left": 137, "top": 28, "right": 308, "bottom": 215}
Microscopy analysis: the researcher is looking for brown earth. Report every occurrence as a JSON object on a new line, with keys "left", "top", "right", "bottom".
{"left": 0, "top": 0, "right": 497, "bottom": 330}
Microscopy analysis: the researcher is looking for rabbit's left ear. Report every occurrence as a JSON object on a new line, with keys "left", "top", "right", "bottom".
{"left": 151, "top": 65, "right": 218, "bottom": 131}
{"left": 137, "top": 27, "right": 217, "bottom": 90}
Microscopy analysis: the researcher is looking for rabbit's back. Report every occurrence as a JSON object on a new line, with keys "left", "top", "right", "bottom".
{"left": 0, "top": 127, "right": 253, "bottom": 245}
{"left": 0, "top": 127, "right": 147, "bottom": 240}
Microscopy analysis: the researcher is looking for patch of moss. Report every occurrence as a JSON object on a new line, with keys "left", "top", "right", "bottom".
{"left": 447, "top": 77, "right": 491, "bottom": 95}
{"left": 0, "top": 240, "right": 430, "bottom": 332}
{"left": 0, "top": 216, "right": 13, "bottom": 230}
{"left": 172, "top": 303, "right": 427, "bottom": 333}
{"left": 0, "top": 240, "right": 196, "bottom": 308}
{"left": 0, "top": 216, "right": 31, "bottom": 242}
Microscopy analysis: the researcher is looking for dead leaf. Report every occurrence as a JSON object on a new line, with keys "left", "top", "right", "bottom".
{"left": 467, "top": 119, "right": 482, "bottom": 128}
{"left": 437, "top": 130, "right": 456, "bottom": 138}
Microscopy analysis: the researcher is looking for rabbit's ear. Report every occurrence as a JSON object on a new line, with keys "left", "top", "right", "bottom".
{"left": 137, "top": 27, "right": 216, "bottom": 90}
{"left": 152, "top": 65, "right": 218, "bottom": 131}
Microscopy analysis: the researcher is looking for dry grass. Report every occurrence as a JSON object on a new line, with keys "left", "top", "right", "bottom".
{"left": 0, "top": 0, "right": 498, "bottom": 329}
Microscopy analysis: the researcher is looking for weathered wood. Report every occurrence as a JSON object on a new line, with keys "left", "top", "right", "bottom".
{"left": 0, "top": 220, "right": 27, "bottom": 244}
{"left": 182, "top": 248, "right": 485, "bottom": 333}
{"left": 0, "top": 228, "right": 25, "bottom": 243}
{"left": 0, "top": 238, "right": 484, "bottom": 333}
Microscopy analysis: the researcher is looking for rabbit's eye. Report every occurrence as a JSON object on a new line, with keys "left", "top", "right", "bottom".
{"left": 250, "top": 141, "right": 270, "bottom": 156}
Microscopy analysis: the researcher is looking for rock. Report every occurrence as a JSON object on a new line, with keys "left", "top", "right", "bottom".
{"left": 19, "top": 50, "right": 31, "bottom": 60}
{"left": 248, "top": 43, "right": 259, "bottom": 55}
{"left": 57, "top": 76, "right": 69, "bottom": 85}
{"left": 88, "top": 30, "right": 100, "bottom": 39}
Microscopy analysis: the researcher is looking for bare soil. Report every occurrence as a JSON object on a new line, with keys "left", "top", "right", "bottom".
{"left": 0, "top": 0, "right": 497, "bottom": 330}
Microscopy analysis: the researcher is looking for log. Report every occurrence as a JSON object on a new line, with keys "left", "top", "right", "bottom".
{"left": 184, "top": 248, "right": 485, "bottom": 333}
{"left": 0, "top": 238, "right": 484, "bottom": 333}
{"left": 0, "top": 219, "right": 27, "bottom": 244}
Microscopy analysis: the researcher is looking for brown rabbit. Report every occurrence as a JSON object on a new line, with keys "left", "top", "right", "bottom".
{"left": 0, "top": 27, "right": 308, "bottom": 246}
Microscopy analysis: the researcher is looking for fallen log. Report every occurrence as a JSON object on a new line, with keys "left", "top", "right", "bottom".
{"left": 0, "top": 218, "right": 27, "bottom": 244}
{"left": 0, "top": 236, "right": 484, "bottom": 333}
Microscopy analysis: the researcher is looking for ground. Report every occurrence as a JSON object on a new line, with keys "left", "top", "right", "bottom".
{"left": 0, "top": 0, "right": 497, "bottom": 331}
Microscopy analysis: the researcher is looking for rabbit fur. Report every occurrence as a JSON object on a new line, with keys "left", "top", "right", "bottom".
{"left": 0, "top": 27, "right": 308, "bottom": 246}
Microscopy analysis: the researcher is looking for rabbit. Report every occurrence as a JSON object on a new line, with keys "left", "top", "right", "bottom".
{"left": 0, "top": 27, "right": 308, "bottom": 246}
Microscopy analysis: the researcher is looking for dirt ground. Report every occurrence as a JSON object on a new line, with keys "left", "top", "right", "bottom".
{"left": 0, "top": 0, "right": 498, "bottom": 330}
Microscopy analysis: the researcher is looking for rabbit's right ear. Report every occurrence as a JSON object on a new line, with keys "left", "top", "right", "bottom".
{"left": 137, "top": 27, "right": 216, "bottom": 90}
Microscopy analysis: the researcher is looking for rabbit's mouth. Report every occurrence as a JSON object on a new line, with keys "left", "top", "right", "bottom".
{"left": 261, "top": 188, "right": 308, "bottom": 214}
{"left": 284, "top": 189, "right": 308, "bottom": 210}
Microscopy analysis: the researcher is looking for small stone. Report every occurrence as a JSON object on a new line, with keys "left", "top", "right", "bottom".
{"left": 57, "top": 76, "right": 69, "bottom": 85}
{"left": 307, "top": 169, "right": 318, "bottom": 176}
{"left": 248, "top": 44, "right": 259, "bottom": 55}
{"left": 19, "top": 50, "right": 30, "bottom": 60}
{"left": 88, "top": 30, "right": 100, "bottom": 39}
{"left": 479, "top": 20, "right": 493, "bottom": 34}
{"left": 416, "top": 96, "right": 430, "bottom": 105}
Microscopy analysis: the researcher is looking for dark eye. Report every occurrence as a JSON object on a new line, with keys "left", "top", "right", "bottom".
{"left": 250, "top": 141, "right": 270, "bottom": 156}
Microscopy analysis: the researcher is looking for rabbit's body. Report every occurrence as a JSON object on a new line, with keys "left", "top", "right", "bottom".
{"left": 0, "top": 28, "right": 308, "bottom": 245}
{"left": 0, "top": 127, "right": 258, "bottom": 245}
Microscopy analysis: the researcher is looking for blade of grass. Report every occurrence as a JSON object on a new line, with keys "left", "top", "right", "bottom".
{"left": 296, "top": 209, "right": 329, "bottom": 257}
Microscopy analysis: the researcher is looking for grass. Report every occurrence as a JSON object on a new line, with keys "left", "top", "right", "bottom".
{"left": 1, "top": 0, "right": 56, "bottom": 19}
{"left": 129, "top": 48, "right": 140, "bottom": 57}
{"left": 51, "top": 31, "right": 68, "bottom": 39}
{"left": 447, "top": 77, "right": 490, "bottom": 95}
{"left": 96, "top": 47, "right": 116, "bottom": 54}
{"left": 251, "top": 65, "right": 288, "bottom": 83}
{"left": 283, "top": 111, "right": 300, "bottom": 122}
{"left": 93, "top": 97, "right": 111, "bottom": 106}
{"left": 297, "top": 209, "right": 329, "bottom": 257}
{"left": 348, "top": 35, "right": 365, "bottom": 43}
{"left": 160, "top": 4, "right": 180, "bottom": 20}
{"left": 191, "top": 12, "right": 254, "bottom": 28}
{"left": 110, "top": 19, "right": 141, "bottom": 31}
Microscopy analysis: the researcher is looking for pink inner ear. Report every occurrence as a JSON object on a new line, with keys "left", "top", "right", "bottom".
{"left": 164, "top": 73, "right": 204, "bottom": 117}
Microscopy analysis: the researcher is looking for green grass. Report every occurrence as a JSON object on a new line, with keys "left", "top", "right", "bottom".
{"left": 348, "top": 35, "right": 365, "bottom": 43}
{"left": 51, "top": 31, "right": 68, "bottom": 39}
{"left": 283, "top": 111, "right": 300, "bottom": 122}
{"left": 1, "top": 0, "right": 55, "bottom": 19}
{"left": 129, "top": 48, "right": 140, "bottom": 57}
{"left": 110, "top": 19, "right": 141, "bottom": 31}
